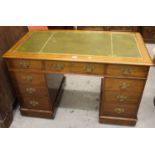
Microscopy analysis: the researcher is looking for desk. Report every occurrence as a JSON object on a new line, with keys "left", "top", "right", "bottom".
{"left": 3, "top": 30, "right": 153, "bottom": 126}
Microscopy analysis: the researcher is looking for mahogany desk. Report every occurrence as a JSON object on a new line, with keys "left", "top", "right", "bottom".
{"left": 3, "top": 30, "right": 153, "bottom": 126}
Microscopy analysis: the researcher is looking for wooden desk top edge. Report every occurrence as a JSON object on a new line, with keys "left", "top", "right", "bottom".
{"left": 3, "top": 30, "right": 154, "bottom": 66}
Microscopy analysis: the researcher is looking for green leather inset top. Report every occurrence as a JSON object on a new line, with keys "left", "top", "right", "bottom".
{"left": 17, "top": 31, "right": 141, "bottom": 58}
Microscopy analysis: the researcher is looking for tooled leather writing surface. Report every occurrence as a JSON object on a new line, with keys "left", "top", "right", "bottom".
{"left": 16, "top": 31, "right": 141, "bottom": 58}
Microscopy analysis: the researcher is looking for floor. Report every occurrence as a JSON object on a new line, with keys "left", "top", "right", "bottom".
{"left": 11, "top": 44, "right": 155, "bottom": 128}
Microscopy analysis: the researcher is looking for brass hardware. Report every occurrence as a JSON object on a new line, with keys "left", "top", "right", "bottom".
{"left": 52, "top": 64, "right": 64, "bottom": 71}
{"left": 26, "top": 88, "right": 36, "bottom": 95}
{"left": 116, "top": 95, "right": 127, "bottom": 102}
{"left": 22, "top": 76, "right": 33, "bottom": 82}
{"left": 114, "top": 108, "right": 125, "bottom": 114}
{"left": 119, "top": 82, "right": 130, "bottom": 89}
{"left": 122, "top": 67, "right": 132, "bottom": 75}
{"left": 84, "top": 65, "right": 94, "bottom": 73}
{"left": 19, "top": 60, "right": 30, "bottom": 69}
{"left": 30, "top": 100, "right": 39, "bottom": 107}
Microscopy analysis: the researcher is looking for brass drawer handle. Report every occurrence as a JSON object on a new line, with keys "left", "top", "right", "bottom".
{"left": 52, "top": 64, "right": 64, "bottom": 71}
{"left": 26, "top": 88, "right": 36, "bottom": 95}
{"left": 19, "top": 61, "right": 30, "bottom": 69}
{"left": 22, "top": 76, "right": 33, "bottom": 82}
{"left": 119, "top": 82, "right": 130, "bottom": 89}
{"left": 30, "top": 100, "right": 39, "bottom": 107}
{"left": 116, "top": 95, "right": 127, "bottom": 102}
{"left": 122, "top": 67, "right": 132, "bottom": 75}
{"left": 84, "top": 65, "right": 94, "bottom": 73}
{"left": 114, "top": 108, "right": 125, "bottom": 114}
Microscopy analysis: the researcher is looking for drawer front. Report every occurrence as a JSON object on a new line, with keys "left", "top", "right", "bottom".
{"left": 7, "top": 59, "right": 43, "bottom": 70}
{"left": 101, "top": 103, "right": 137, "bottom": 118}
{"left": 45, "top": 61, "right": 70, "bottom": 73}
{"left": 11, "top": 72, "right": 46, "bottom": 85}
{"left": 103, "top": 91, "right": 142, "bottom": 105}
{"left": 45, "top": 61, "right": 104, "bottom": 75}
{"left": 106, "top": 65, "right": 148, "bottom": 78}
{"left": 71, "top": 62, "right": 104, "bottom": 75}
{"left": 15, "top": 84, "right": 48, "bottom": 97}
{"left": 20, "top": 96, "right": 51, "bottom": 110}
{"left": 104, "top": 78, "right": 145, "bottom": 92}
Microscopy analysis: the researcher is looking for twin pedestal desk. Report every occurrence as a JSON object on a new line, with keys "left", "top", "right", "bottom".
{"left": 3, "top": 30, "right": 153, "bottom": 126}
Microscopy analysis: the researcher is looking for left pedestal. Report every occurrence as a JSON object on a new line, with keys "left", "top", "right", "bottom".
{"left": 6, "top": 59, "right": 65, "bottom": 119}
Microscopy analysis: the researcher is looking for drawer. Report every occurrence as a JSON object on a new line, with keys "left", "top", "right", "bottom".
{"left": 106, "top": 65, "right": 148, "bottom": 78}
{"left": 45, "top": 61, "right": 104, "bottom": 75}
{"left": 45, "top": 61, "right": 70, "bottom": 73}
{"left": 7, "top": 59, "right": 43, "bottom": 70}
{"left": 15, "top": 84, "right": 48, "bottom": 97}
{"left": 104, "top": 78, "right": 145, "bottom": 92}
{"left": 103, "top": 91, "right": 142, "bottom": 105}
{"left": 101, "top": 103, "right": 137, "bottom": 118}
{"left": 11, "top": 72, "right": 46, "bottom": 85}
{"left": 20, "top": 96, "right": 51, "bottom": 110}
{"left": 71, "top": 62, "right": 104, "bottom": 75}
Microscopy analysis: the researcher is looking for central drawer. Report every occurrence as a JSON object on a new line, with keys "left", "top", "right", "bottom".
{"left": 45, "top": 61, "right": 104, "bottom": 75}
{"left": 45, "top": 61, "right": 70, "bottom": 73}
{"left": 71, "top": 62, "right": 104, "bottom": 75}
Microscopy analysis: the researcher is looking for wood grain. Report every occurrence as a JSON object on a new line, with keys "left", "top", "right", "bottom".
{"left": 106, "top": 64, "right": 149, "bottom": 78}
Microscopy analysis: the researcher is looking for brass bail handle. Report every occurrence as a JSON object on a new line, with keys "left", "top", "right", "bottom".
{"left": 30, "top": 101, "right": 39, "bottom": 107}
{"left": 22, "top": 75, "right": 33, "bottom": 82}
{"left": 26, "top": 88, "right": 36, "bottom": 94}
{"left": 53, "top": 64, "right": 64, "bottom": 71}
{"left": 122, "top": 67, "right": 132, "bottom": 75}
{"left": 119, "top": 82, "right": 130, "bottom": 89}
{"left": 114, "top": 108, "right": 125, "bottom": 114}
{"left": 20, "top": 60, "right": 30, "bottom": 69}
{"left": 84, "top": 65, "right": 94, "bottom": 73}
{"left": 116, "top": 95, "right": 127, "bottom": 102}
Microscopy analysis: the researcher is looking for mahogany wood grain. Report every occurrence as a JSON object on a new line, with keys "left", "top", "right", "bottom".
{"left": 45, "top": 61, "right": 105, "bottom": 75}
{"left": 99, "top": 116, "right": 137, "bottom": 126}
{"left": 7, "top": 59, "right": 43, "bottom": 70}
{"left": 10, "top": 71, "right": 46, "bottom": 85}
{"left": 101, "top": 103, "right": 138, "bottom": 118}
{"left": 20, "top": 96, "right": 51, "bottom": 110}
{"left": 15, "top": 84, "right": 48, "bottom": 97}
{"left": 103, "top": 78, "right": 146, "bottom": 92}
{"left": 106, "top": 64, "right": 149, "bottom": 78}
{"left": 102, "top": 90, "right": 142, "bottom": 105}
